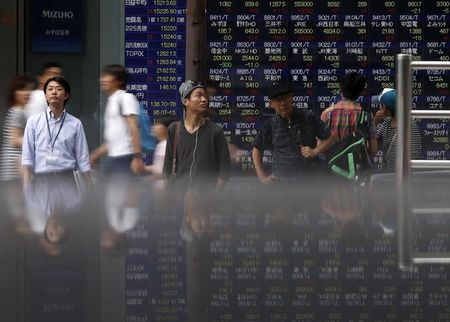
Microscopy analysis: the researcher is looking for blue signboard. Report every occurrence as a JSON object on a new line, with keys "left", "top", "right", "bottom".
{"left": 32, "top": 0, "right": 82, "bottom": 52}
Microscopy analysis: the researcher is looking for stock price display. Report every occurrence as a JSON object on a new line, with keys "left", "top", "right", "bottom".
{"left": 125, "top": 0, "right": 186, "bottom": 158}
{"left": 207, "top": 0, "right": 450, "bottom": 171}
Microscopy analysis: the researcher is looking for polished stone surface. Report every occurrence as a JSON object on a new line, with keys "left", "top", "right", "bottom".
{"left": 1, "top": 173, "right": 449, "bottom": 322}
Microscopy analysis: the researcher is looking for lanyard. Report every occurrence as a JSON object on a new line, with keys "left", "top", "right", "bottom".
{"left": 45, "top": 110, "right": 66, "bottom": 152}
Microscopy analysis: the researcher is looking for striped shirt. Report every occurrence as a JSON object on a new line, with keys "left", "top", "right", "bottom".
{"left": 0, "top": 107, "right": 27, "bottom": 181}
{"left": 377, "top": 116, "right": 422, "bottom": 171}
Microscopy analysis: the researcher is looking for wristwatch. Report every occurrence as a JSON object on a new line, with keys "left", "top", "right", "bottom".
{"left": 133, "top": 153, "right": 142, "bottom": 159}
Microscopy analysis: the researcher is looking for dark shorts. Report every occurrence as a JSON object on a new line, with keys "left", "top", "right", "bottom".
{"left": 103, "top": 155, "right": 134, "bottom": 177}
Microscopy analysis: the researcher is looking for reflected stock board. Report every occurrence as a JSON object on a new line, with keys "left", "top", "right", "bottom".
{"left": 207, "top": 0, "right": 450, "bottom": 172}
{"left": 124, "top": 204, "right": 187, "bottom": 322}
{"left": 119, "top": 181, "right": 450, "bottom": 322}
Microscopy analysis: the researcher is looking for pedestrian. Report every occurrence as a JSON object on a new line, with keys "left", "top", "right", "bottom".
{"left": 163, "top": 80, "right": 231, "bottom": 191}
{"left": 321, "top": 71, "right": 378, "bottom": 157}
{"left": 90, "top": 64, "right": 144, "bottom": 176}
{"left": 252, "top": 83, "right": 334, "bottom": 184}
{"left": 0, "top": 75, "right": 34, "bottom": 181}
{"left": 21, "top": 76, "right": 91, "bottom": 186}
{"left": 372, "top": 88, "right": 422, "bottom": 171}
{"left": 0, "top": 75, "right": 34, "bottom": 222}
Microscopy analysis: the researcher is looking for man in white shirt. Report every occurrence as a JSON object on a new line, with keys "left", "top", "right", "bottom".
{"left": 24, "top": 61, "right": 63, "bottom": 118}
{"left": 90, "top": 64, "right": 144, "bottom": 175}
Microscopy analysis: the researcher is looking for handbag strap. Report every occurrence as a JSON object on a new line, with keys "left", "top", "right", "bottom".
{"left": 171, "top": 121, "right": 181, "bottom": 177}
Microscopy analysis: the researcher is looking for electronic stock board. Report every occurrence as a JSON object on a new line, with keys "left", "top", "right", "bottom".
{"left": 125, "top": 0, "right": 449, "bottom": 171}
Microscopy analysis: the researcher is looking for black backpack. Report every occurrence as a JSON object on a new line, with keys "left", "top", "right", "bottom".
{"left": 325, "top": 110, "right": 373, "bottom": 182}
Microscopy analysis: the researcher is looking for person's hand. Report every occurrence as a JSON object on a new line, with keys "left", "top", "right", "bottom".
{"left": 131, "top": 157, "right": 145, "bottom": 175}
{"left": 89, "top": 144, "right": 108, "bottom": 168}
{"left": 260, "top": 174, "right": 278, "bottom": 184}
{"left": 300, "top": 145, "right": 317, "bottom": 159}
{"left": 374, "top": 109, "right": 387, "bottom": 125}
{"left": 89, "top": 152, "right": 99, "bottom": 168}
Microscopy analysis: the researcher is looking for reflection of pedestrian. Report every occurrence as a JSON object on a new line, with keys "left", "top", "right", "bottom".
{"left": 101, "top": 178, "right": 141, "bottom": 256}
{"left": 0, "top": 75, "right": 34, "bottom": 181}
{"left": 25, "top": 61, "right": 63, "bottom": 118}
{"left": 24, "top": 175, "right": 79, "bottom": 237}
{"left": 22, "top": 76, "right": 91, "bottom": 186}
{"left": 320, "top": 182, "right": 367, "bottom": 248}
{"left": 180, "top": 189, "right": 212, "bottom": 242}
{"left": 23, "top": 174, "right": 81, "bottom": 256}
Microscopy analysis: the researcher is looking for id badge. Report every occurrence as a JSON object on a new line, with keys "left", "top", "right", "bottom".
{"left": 45, "top": 153, "right": 58, "bottom": 166}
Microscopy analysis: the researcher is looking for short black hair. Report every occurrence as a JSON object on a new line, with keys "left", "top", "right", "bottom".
{"left": 38, "top": 61, "right": 62, "bottom": 76}
{"left": 101, "top": 64, "right": 128, "bottom": 89}
{"left": 43, "top": 76, "right": 71, "bottom": 106}
{"left": 5, "top": 75, "right": 34, "bottom": 107}
{"left": 339, "top": 72, "right": 366, "bottom": 101}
